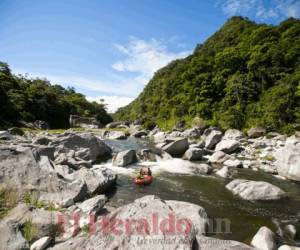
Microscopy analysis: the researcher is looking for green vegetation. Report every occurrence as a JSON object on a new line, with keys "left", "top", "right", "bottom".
{"left": 262, "top": 155, "right": 276, "bottom": 162}
{"left": 23, "top": 191, "right": 63, "bottom": 211}
{"left": 22, "top": 219, "right": 37, "bottom": 242}
{"left": 0, "top": 188, "right": 18, "bottom": 219}
{"left": 0, "top": 64, "right": 112, "bottom": 129}
{"left": 115, "top": 17, "right": 300, "bottom": 133}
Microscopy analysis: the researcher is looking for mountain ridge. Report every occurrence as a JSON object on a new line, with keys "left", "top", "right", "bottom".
{"left": 114, "top": 16, "right": 300, "bottom": 133}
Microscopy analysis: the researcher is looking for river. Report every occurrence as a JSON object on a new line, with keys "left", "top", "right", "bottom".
{"left": 95, "top": 137, "right": 300, "bottom": 246}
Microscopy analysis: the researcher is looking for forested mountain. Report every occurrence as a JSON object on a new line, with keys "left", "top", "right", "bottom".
{"left": 115, "top": 17, "right": 300, "bottom": 133}
{"left": 0, "top": 62, "right": 112, "bottom": 129}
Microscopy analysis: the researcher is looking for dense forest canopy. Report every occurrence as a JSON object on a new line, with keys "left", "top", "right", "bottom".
{"left": 115, "top": 17, "right": 300, "bottom": 133}
{"left": 0, "top": 62, "right": 112, "bottom": 129}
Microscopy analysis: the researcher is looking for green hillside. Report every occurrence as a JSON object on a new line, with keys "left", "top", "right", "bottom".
{"left": 0, "top": 63, "right": 112, "bottom": 129}
{"left": 115, "top": 17, "right": 300, "bottom": 133}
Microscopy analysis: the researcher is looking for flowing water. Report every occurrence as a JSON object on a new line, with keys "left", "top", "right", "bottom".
{"left": 98, "top": 137, "right": 300, "bottom": 245}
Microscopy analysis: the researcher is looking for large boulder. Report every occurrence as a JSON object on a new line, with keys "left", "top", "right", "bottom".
{"left": 1, "top": 203, "right": 59, "bottom": 245}
{"left": 112, "top": 149, "right": 138, "bottom": 167}
{"left": 209, "top": 151, "right": 231, "bottom": 164}
{"left": 0, "top": 146, "right": 88, "bottom": 206}
{"left": 106, "top": 130, "right": 127, "bottom": 140}
{"left": 183, "top": 148, "right": 205, "bottom": 161}
{"left": 226, "top": 179, "right": 286, "bottom": 201}
{"left": 137, "top": 148, "right": 172, "bottom": 162}
{"left": 77, "top": 195, "right": 107, "bottom": 214}
{"left": 216, "top": 166, "right": 231, "bottom": 178}
{"left": 161, "top": 138, "right": 189, "bottom": 157}
{"left": 69, "top": 115, "right": 100, "bottom": 129}
{"left": 51, "top": 133, "right": 111, "bottom": 163}
{"left": 0, "top": 130, "right": 13, "bottom": 140}
{"left": 30, "top": 237, "right": 52, "bottom": 250}
{"left": 275, "top": 137, "right": 300, "bottom": 181}
{"left": 251, "top": 226, "right": 277, "bottom": 250}
{"left": 34, "top": 120, "right": 50, "bottom": 130}
{"left": 247, "top": 127, "right": 266, "bottom": 138}
{"left": 51, "top": 195, "right": 209, "bottom": 250}
{"left": 68, "top": 166, "right": 116, "bottom": 194}
{"left": 182, "top": 127, "right": 203, "bottom": 138}
{"left": 152, "top": 131, "right": 167, "bottom": 143}
{"left": 215, "top": 139, "right": 239, "bottom": 154}
{"left": 204, "top": 130, "right": 222, "bottom": 149}
{"left": 223, "top": 129, "right": 245, "bottom": 140}
{"left": 0, "top": 221, "right": 29, "bottom": 250}
{"left": 132, "top": 130, "right": 148, "bottom": 138}
{"left": 105, "top": 121, "right": 123, "bottom": 129}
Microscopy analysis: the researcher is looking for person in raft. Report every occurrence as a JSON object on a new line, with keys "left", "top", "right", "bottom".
{"left": 138, "top": 167, "right": 152, "bottom": 178}
{"left": 134, "top": 167, "right": 153, "bottom": 185}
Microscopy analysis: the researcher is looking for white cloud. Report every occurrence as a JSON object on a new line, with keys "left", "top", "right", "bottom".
{"left": 112, "top": 38, "right": 190, "bottom": 85}
{"left": 13, "top": 70, "right": 141, "bottom": 97}
{"left": 218, "top": 0, "right": 300, "bottom": 20}
{"left": 87, "top": 95, "right": 134, "bottom": 113}
{"left": 13, "top": 37, "right": 190, "bottom": 113}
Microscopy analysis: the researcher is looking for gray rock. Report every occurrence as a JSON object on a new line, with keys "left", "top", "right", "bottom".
{"left": 162, "top": 138, "right": 189, "bottom": 157}
{"left": 77, "top": 195, "right": 107, "bottom": 214}
{"left": 197, "top": 236, "right": 255, "bottom": 250}
{"left": 0, "top": 147, "right": 88, "bottom": 206}
{"left": 216, "top": 166, "right": 231, "bottom": 178}
{"left": 112, "top": 149, "right": 138, "bottom": 167}
{"left": 0, "top": 130, "right": 13, "bottom": 140}
{"left": 34, "top": 120, "right": 50, "bottom": 130}
{"left": 182, "top": 127, "right": 203, "bottom": 138}
{"left": 0, "top": 221, "right": 29, "bottom": 250}
{"left": 275, "top": 141, "right": 300, "bottom": 181}
{"left": 137, "top": 148, "right": 172, "bottom": 162}
{"left": 205, "top": 130, "right": 223, "bottom": 149}
{"left": 106, "top": 131, "right": 127, "bottom": 140}
{"left": 284, "top": 224, "right": 297, "bottom": 239}
{"left": 223, "top": 129, "right": 245, "bottom": 140}
{"left": 278, "top": 245, "right": 300, "bottom": 250}
{"left": 69, "top": 166, "right": 116, "bottom": 194}
{"left": 132, "top": 130, "right": 148, "bottom": 138}
{"left": 215, "top": 139, "right": 239, "bottom": 154}
{"left": 226, "top": 179, "right": 286, "bottom": 201}
{"left": 224, "top": 159, "right": 242, "bottom": 168}
{"left": 105, "top": 121, "right": 123, "bottom": 129}
{"left": 247, "top": 127, "right": 266, "bottom": 138}
{"left": 54, "top": 164, "right": 74, "bottom": 178}
{"left": 251, "top": 226, "right": 277, "bottom": 250}
{"left": 152, "top": 131, "right": 167, "bottom": 143}
{"left": 209, "top": 151, "right": 231, "bottom": 164}
{"left": 54, "top": 153, "right": 92, "bottom": 170}
{"left": 69, "top": 114, "right": 100, "bottom": 129}
{"left": 183, "top": 148, "right": 205, "bottom": 161}
{"left": 33, "top": 137, "right": 51, "bottom": 145}
{"left": 51, "top": 133, "right": 111, "bottom": 163}
{"left": 50, "top": 195, "right": 209, "bottom": 250}
{"left": 3, "top": 203, "right": 59, "bottom": 240}
{"left": 193, "top": 163, "right": 213, "bottom": 174}
{"left": 33, "top": 146, "right": 55, "bottom": 160}
{"left": 30, "top": 237, "right": 52, "bottom": 250}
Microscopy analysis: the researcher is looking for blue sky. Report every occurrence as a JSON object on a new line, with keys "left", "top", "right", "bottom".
{"left": 0, "top": 0, "right": 299, "bottom": 112}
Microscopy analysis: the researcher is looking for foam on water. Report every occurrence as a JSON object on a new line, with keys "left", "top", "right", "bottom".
{"left": 94, "top": 159, "right": 197, "bottom": 176}
{"left": 139, "top": 159, "right": 196, "bottom": 175}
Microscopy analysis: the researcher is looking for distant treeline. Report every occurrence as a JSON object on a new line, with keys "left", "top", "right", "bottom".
{"left": 0, "top": 62, "right": 112, "bottom": 129}
{"left": 115, "top": 17, "right": 300, "bottom": 133}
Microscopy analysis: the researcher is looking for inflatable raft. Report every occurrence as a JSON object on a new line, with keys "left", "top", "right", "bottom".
{"left": 134, "top": 175, "right": 153, "bottom": 185}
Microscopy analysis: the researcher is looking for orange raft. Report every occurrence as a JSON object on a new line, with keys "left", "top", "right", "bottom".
{"left": 134, "top": 175, "right": 153, "bottom": 185}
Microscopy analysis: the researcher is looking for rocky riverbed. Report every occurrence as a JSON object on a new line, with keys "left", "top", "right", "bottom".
{"left": 0, "top": 124, "right": 300, "bottom": 250}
